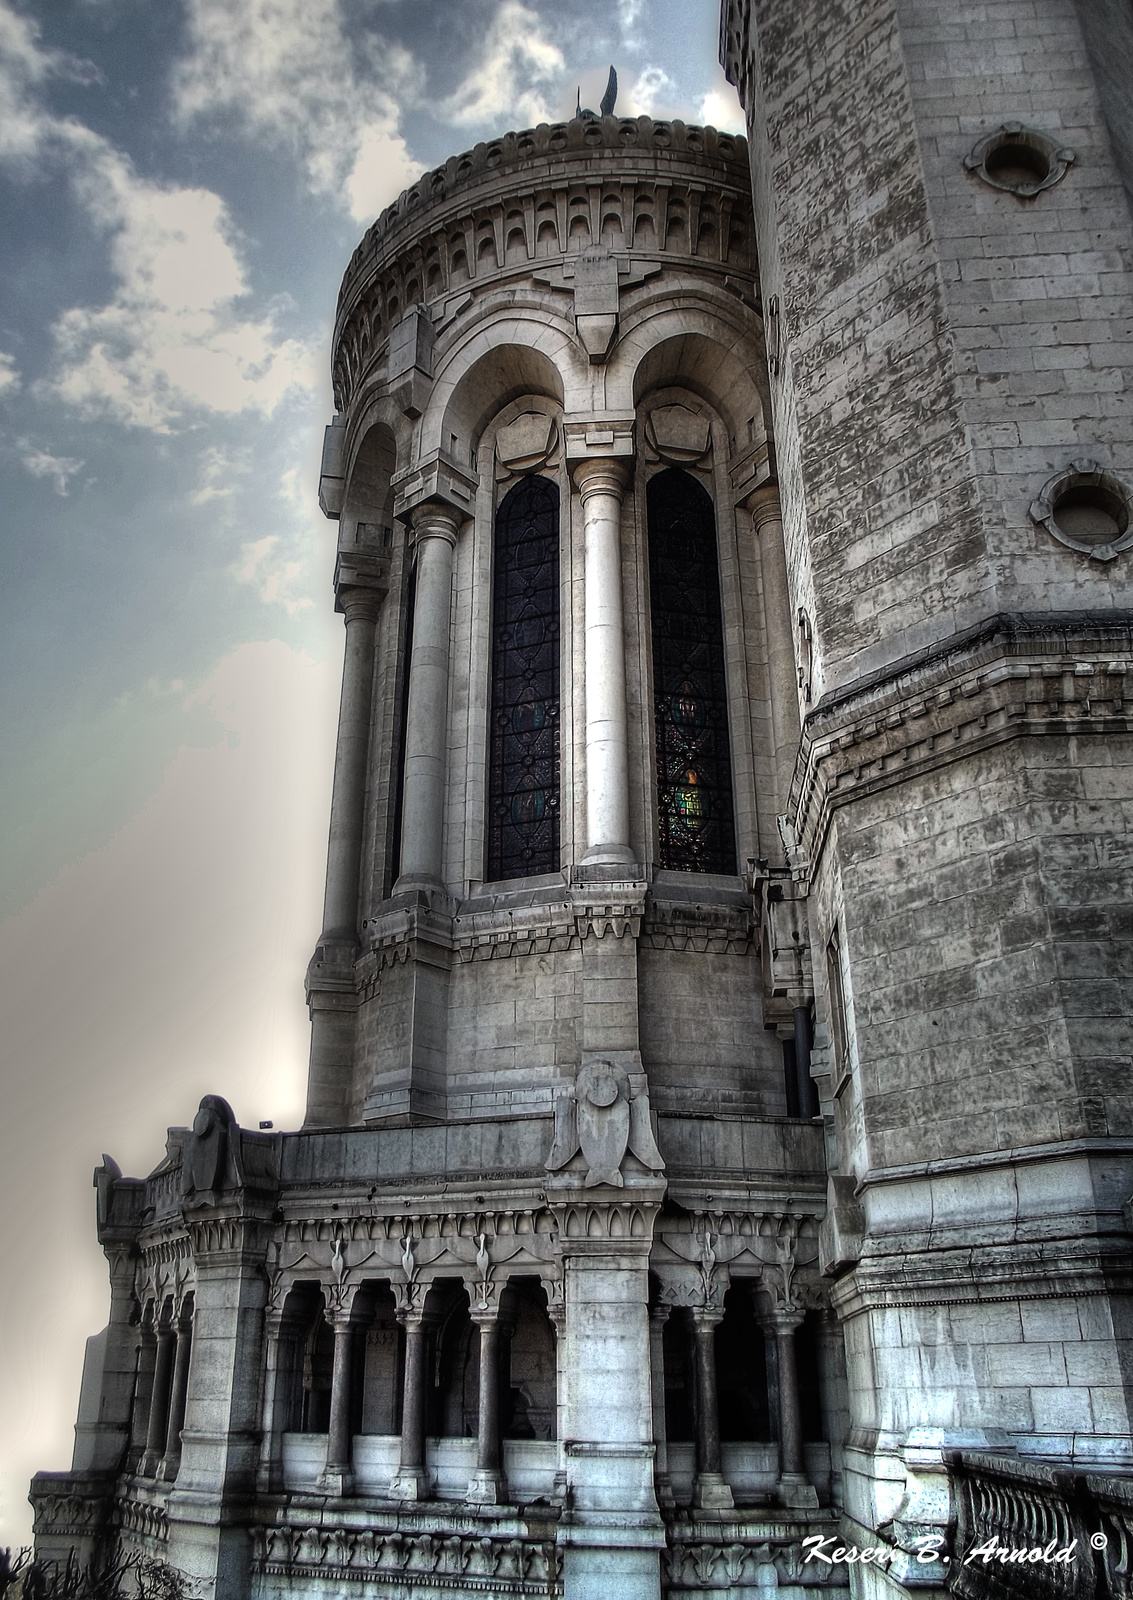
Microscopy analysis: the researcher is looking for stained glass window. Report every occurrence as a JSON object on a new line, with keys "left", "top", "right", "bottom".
{"left": 487, "top": 476, "right": 560, "bottom": 880}
{"left": 648, "top": 467, "right": 737, "bottom": 875}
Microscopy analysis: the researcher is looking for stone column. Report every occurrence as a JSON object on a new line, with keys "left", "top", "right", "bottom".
{"left": 466, "top": 1310, "right": 506, "bottom": 1504}
{"left": 256, "top": 1309, "right": 294, "bottom": 1494}
{"left": 390, "top": 1311, "right": 431, "bottom": 1500}
{"left": 158, "top": 1304, "right": 193, "bottom": 1481}
{"left": 319, "top": 1309, "right": 356, "bottom": 1495}
{"left": 545, "top": 1296, "right": 566, "bottom": 1449}
{"left": 765, "top": 1308, "right": 819, "bottom": 1510}
{"left": 750, "top": 485, "right": 801, "bottom": 815}
{"left": 691, "top": 1309, "right": 733, "bottom": 1509}
{"left": 322, "top": 587, "right": 383, "bottom": 939}
{"left": 648, "top": 1304, "right": 675, "bottom": 1507}
{"left": 573, "top": 458, "right": 635, "bottom": 866}
{"left": 394, "top": 501, "right": 462, "bottom": 892}
{"left": 140, "top": 1318, "right": 176, "bottom": 1477}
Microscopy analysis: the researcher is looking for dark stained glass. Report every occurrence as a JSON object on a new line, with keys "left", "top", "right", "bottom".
{"left": 647, "top": 467, "right": 737, "bottom": 875}
{"left": 487, "top": 476, "right": 560, "bottom": 880}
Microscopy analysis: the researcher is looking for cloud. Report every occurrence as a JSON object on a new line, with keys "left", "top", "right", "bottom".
{"left": 191, "top": 442, "right": 252, "bottom": 505}
{"left": 698, "top": 75, "right": 747, "bottom": 135}
{"left": 0, "top": 1, "right": 318, "bottom": 431}
{"left": 443, "top": 0, "right": 565, "bottom": 129}
{"left": 172, "top": 0, "right": 424, "bottom": 222}
{"left": 233, "top": 533, "right": 313, "bottom": 615}
{"left": 42, "top": 153, "right": 319, "bottom": 431}
{"left": 623, "top": 65, "right": 674, "bottom": 118}
{"left": 0, "top": 350, "right": 19, "bottom": 394}
{"left": 17, "top": 440, "right": 85, "bottom": 494}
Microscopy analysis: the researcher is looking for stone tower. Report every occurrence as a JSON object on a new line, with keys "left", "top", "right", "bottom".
{"left": 32, "top": 110, "right": 851, "bottom": 1599}
{"left": 720, "top": 0, "right": 1133, "bottom": 1591}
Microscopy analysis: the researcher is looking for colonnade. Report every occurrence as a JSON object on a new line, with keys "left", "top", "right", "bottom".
{"left": 136, "top": 1299, "right": 194, "bottom": 1482}
{"left": 253, "top": 1278, "right": 817, "bottom": 1510}
{"left": 650, "top": 1299, "right": 816, "bottom": 1511}
{"left": 259, "top": 1291, "right": 525, "bottom": 1504}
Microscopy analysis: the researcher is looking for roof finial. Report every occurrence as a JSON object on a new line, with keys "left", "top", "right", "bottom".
{"left": 577, "top": 65, "right": 617, "bottom": 121}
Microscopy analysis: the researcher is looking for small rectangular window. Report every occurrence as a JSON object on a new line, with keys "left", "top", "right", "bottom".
{"left": 826, "top": 925, "right": 851, "bottom": 1093}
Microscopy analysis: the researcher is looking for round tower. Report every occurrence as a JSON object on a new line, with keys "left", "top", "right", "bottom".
{"left": 32, "top": 111, "right": 845, "bottom": 1600}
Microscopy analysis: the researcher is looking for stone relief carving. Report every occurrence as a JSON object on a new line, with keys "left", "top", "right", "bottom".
{"left": 182, "top": 1095, "right": 243, "bottom": 1208}
{"left": 545, "top": 1059, "right": 665, "bottom": 1187}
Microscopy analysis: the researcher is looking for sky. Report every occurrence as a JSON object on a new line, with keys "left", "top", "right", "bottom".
{"left": 0, "top": 0, "right": 744, "bottom": 1548}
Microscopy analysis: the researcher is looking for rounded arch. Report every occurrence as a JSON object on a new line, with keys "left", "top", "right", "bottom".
{"left": 423, "top": 314, "right": 584, "bottom": 461}
{"left": 610, "top": 302, "right": 771, "bottom": 442}
{"left": 341, "top": 419, "right": 397, "bottom": 546}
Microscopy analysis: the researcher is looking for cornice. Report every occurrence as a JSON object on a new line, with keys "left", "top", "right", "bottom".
{"left": 789, "top": 611, "right": 1133, "bottom": 871}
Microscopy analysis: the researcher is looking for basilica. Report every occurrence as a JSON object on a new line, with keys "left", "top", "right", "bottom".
{"left": 30, "top": 2, "right": 1133, "bottom": 1598}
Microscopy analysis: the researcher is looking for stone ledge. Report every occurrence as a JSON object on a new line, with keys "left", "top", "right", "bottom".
{"left": 789, "top": 610, "right": 1133, "bottom": 871}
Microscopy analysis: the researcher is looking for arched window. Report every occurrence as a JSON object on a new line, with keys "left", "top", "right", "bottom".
{"left": 647, "top": 467, "right": 736, "bottom": 875}
{"left": 487, "top": 475, "right": 560, "bottom": 880}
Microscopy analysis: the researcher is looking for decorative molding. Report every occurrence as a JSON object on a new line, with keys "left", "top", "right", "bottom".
{"left": 789, "top": 611, "right": 1133, "bottom": 871}
{"left": 333, "top": 116, "right": 753, "bottom": 411}
{"left": 252, "top": 1524, "right": 562, "bottom": 1594}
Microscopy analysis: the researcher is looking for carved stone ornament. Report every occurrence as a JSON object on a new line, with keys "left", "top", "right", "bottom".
{"left": 495, "top": 412, "right": 558, "bottom": 476}
{"left": 644, "top": 403, "right": 711, "bottom": 466}
{"left": 1029, "top": 460, "right": 1133, "bottom": 562}
{"left": 964, "top": 122, "right": 1075, "bottom": 198}
{"left": 93, "top": 1153, "right": 122, "bottom": 1231}
{"left": 182, "top": 1094, "right": 243, "bottom": 1208}
{"left": 545, "top": 1058, "right": 665, "bottom": 1187}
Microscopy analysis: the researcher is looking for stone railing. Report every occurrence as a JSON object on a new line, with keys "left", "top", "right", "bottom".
{"left": 947, "top": 1451, "right": 1133, "bottom": 1600}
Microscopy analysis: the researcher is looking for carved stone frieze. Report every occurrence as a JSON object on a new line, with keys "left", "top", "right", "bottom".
{"left": 662, "top": 1528, "right": 847, "bottom": 1590}
{"left": 252, "top": 1522, "right": 562, "bottom": 1594}
{"left": 653, "top": 1209, "right": 824, "bottom": 1311}
{"left": 266, "top": 1204, "right": 564, "bottom": 1314}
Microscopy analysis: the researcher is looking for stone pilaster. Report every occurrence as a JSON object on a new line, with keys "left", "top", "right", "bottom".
{"left": 549, "top": 1180, "right": 666, "bottom": 1600}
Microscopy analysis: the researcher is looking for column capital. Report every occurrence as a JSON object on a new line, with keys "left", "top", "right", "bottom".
{"left": 691, "top": 1306, "right": 725, "bottom": 1332}
{"left": 336, "top": 582, "right": 385, "bottom": 625}
{"left": 750, "top": 481, "right": 784, "bottom": 533}
{"left": 760, "top": 1304, "right": 806, "bottom": 1334}
{"left": 649, "top": 1302, "right": 672, "bottom": 1327}
{"left": 410, "top": 497, "right": 462, "bottom": 547}
{"left": 571, "top": 454, "right": 631, "bottom": 501}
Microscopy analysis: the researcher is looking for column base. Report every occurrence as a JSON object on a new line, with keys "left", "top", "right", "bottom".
{"left": 465, "top": 1468, "right": 508, "bottom": 1505}
{"left": 777, "top": 1472, "right": 819, "bottom": 1510}
{"left": 318, "top": 1465, "right": 355, "bottom": 1497}
{"left": 580, "top": 844, "right": 637, "bottom": 868}
{"left": 138, "top": 1451, "right": 161, "bottom": 1479}
{"left": 157, "top": 1453, "right": 181, "bottom": 1483}
{"left": 655, "top": 1472, "right": 676, "bottom": 1508}
{"left": 390, "top": 1469, "right": 432, "bottom": 1501}
{"left": 694, "top": 1472, "right": 734, "bottom": 1510}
